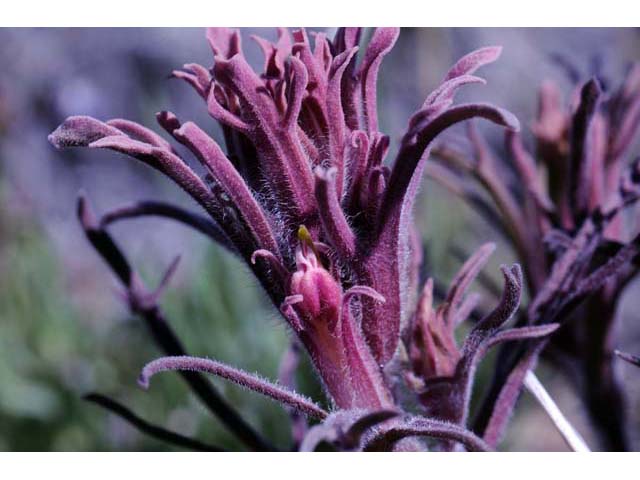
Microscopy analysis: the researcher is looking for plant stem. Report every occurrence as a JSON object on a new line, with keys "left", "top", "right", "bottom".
{"left": 524, "top": 371, "right": 590, "bottom": 452}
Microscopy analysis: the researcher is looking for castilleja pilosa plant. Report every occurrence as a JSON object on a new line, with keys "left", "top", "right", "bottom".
{"left": 429, "top": 64, "right": 640, "bottom": 450}
{"left": 47, "top": 28, "right": 639, "bottom": 451}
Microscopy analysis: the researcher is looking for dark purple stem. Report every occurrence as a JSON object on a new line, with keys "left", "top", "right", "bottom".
{"left": 77, "top": 195, "right": 272, "bottom": 451}
{"left": 84, "top": 393, "right": 224, "bottom": 452}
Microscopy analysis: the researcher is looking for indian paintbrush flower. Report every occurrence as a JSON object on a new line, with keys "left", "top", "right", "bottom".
{"left": 429, "top": 61, "right": 640, "bottom": 450}
{"left": 48, "top": 27, "right": 574, "bottom": 451}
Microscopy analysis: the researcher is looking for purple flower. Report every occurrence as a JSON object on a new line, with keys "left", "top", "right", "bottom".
{"left": 49, "top": 28, "right": 544, "bottom": 451}
{"left": 430, "top": 63, "right": 640, "bottom": 450}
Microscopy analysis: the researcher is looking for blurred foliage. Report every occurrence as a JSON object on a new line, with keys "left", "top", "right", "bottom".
{"left": 0, "top": 180, "right": 107, "bottom": 450}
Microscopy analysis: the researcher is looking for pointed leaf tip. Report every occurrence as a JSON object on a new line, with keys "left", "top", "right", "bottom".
{"left": 445, "top": 46, "right": 503, "bottom": 81}
{"left": 49, "top": 116, "right": 123, "bottom": 149}
{"left": 498, "top": 107, "right": 520, "bottom": 132}
{"left": 584, "top": 76, "right": 603, "bottom": 98}
{"left": 156, "top": 111, "right": 181, "bottom": 133}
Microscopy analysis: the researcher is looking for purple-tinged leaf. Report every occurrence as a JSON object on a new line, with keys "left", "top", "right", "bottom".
{"left": 506, "top": 130, "right": 555, "bottom": 214}
{"left": 382, "top": 102, "right": 519, "bottom": 232}
{"left": 48, "top": 115, "right": 123, "bottom": 148}
{"left": 98, "top": 200, "right": 235, "bottom": 253}
{"left": 299, "top": 409, "right": 398, "bottom": 451}
{"left": 327, "top": 46, "right": 359, "bottom": 194}
{"left": 332, "top": 28, "right": 362, "bottom": 54}
{"left": 49, "top": 117, "right": 250, "bottom": 249}
{"left": 611, "top": 94, "right": 640, "bottom": 161}
{"left": 364, "top": 103, "right": 517, "bottom": 365}
{"left": 413, "top": 263, "right": 526, "bottom": 427}
{"left": 341, "top": 410, "right": 399, "bottom": 449}
{"left": 52, "top": 117, "right": 287, "bottom": 279}
{"left": 172, "top": 63, "right": 212, "bottom": 99}
{"left": 471, "top": 264, "right": 522, "bottom": 332}
{"left": 106, "top": 118, "right": 175, "bottom": 152}
{"left": 528, "top": 219, "right": 601, "bottom": 321}
{"left": 171, "top": 120, "right": 281, "bottom": 256}
{"left": 444, "top": 242, "right": 496, "bottom": 314}
{"left": 463, "top": 124, "right": 543, "bottom": 290}
{"left": 408, "top": 100, "right": 454, "bottom": 132}
{"left": 570, "top": 78, "right": 602, "bottom": 220}
{"left": 409, "top": 278, "right": 461, "bottom": 380}
{"left": 363, "top": 416, "right": 491, "bottom": 452}
{"left": 452, "top": 292, "right": 482, "bottom": 327}
{"left": 51, "top": 117, "right": 227, "bottom": 238}
{"left": 206, "top": 85, "right": 251, "bottom": 133}
{"left": 250, "top": 29, "right": 291, "bottom": 79}
{"left": 283, "top": 56, "right": 308, "bottom": 130}
{"left": 444, "top": 46, "right": 502, "bottom": 81}
{"left": 333, "top": 28, "right": 361, "bottom": 131}
{"left": 315, "top": 167, "right": 356, "bottom": 257}
{"left": 339, "top": 286, "right": 395, "bottom": 409}
{"left": 139, "top": 356, "right": 329, "bottom": 420}
{"left": 87, "top": 134, "right": 225, "bottom": 217}
{"left": 156, "top": 110, "right": 182, "bottom": 135}
{"left": 291, "top": 29, "right": 328, "bottom": 104}
{"left": 313, "top": 32, "right": 332, "bottom": 73}
{"left": 213, "top": 54, "right": 316, "bottom": 220}
{"left": 359, "top": 28, "right": 400, "bottom": 133}
{"left": 571, "top": 232, "right": 640, "bottom": 300}
{"left": 344, "top": 130, "right": 370, "bottom": 209}
{"left": 424, "top": 75, "right": 486, "bottom": 106}
{"left": 531, "top": 80, "right": 567, "bottom": 145}
{"left": 206, "top": 28, "right": 242, "bottom": 59}
{"left": 484, "top": 323, "right": 560, "bottom": 350}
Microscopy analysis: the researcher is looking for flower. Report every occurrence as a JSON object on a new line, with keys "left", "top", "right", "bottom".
{"left": 429, "top": 62, "right": 640, "bottom": 450}
{"left": 49, "top": 27, "right": 546, "bottom": 451}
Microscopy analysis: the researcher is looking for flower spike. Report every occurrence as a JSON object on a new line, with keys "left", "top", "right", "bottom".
{"left": 50, "top": 28, "right": 531, "bottom": 451}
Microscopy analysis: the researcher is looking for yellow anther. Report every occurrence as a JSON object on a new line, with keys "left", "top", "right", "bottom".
{"left": 297, "top": 225, "right": 319, "bottom": 258}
